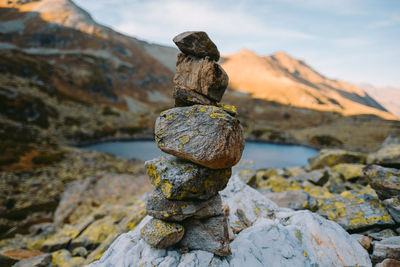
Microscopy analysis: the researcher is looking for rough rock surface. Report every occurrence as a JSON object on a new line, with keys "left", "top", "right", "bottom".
{"left": 145, "top": 156, "right": 231, "bottom": 199}
{"left": 372, "top": 236, "right": 400, "bottom": 262}
{"left": 140, "top": 218, "right": 184, "bottom": 249}
{"left": 179, "top": 215, "right": 231, "bottom": 257}
{"left": 146, "top": 190, "right": 222, "bottom": 221}
{"left": 173, "top": 31, "right": 220, "bottom": 61}
{"left": 155, "top": 105, "right": 244, "bottom": 169}
{"left": 383, "top": 196, "right": 400, "bottom": 223}
{"left": 364, "top": 165, "right": 400, "bottom": 200}
{"left": 173, "top": 87, "right": 216, "bottom": 107}
{"left": 369, "top": 229, "right": 398, "bottom": 241}
{"left": 308, "top": 149, "right": 367, "bottom": 169}
{"left": 264, "top": 190, "right": 318, "bottom": 211}
{"left": 368, "top": 139, "right": 400, "bottom": 167}
{"left": 316, "top": 191, "right": 394, "bottom": 231}
{"left": 173, "top": 53, "right": 228, "bottom": 102}
{"left": 332, "top": 163, "right": 365, "bottom": 181}
{"left": 89, "top": 175, "right": 371, "bottom": 267}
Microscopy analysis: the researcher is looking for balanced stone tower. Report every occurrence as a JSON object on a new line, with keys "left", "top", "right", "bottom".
{"left": 140, "top": 31, "right": 244, "bottom": 256}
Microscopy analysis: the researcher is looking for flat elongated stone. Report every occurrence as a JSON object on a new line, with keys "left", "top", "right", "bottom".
{"left": 174, "top": 53, "right": 228, "bottom": 102}
{"left": 179, "top": 215, "right": 231, "bottom": 256}
{"left": 140, "top": 218, "right": 184, "bottom": 249}
{"left": 146, "top": 190, "right": 223, "bottom": 221}
{"left": 308, "top": 149, "right": 367, "bottom": 170}
{"left": 363, "top": 165, "right": 400, "bottom": 200}
{"left": 145, "top": 156, "right": 231, "bottom": 199}
{"left": 173, "top": 87, "right": 216, "bottom": 107}
{"left": 155, "top": 105, "right": 244, "bottom": 169}
{"left": 173, "top": 31, "right": 220, "bottom": 61}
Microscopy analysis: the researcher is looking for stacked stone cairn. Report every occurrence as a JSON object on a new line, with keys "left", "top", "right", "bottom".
{"left": 140, "top": 31, "right": 245, "bottom": 256}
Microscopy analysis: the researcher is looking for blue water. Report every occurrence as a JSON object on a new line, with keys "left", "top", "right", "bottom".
{"left": 83, "top": 140, "right": 318, "bottom": 169}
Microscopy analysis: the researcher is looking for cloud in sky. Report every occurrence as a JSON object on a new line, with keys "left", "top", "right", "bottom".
{"left": 75, "top": 0, "right": 400, "bottom": 87}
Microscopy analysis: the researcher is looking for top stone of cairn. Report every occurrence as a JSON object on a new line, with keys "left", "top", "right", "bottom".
{"left": 173, "top": 31, "right": 220, "bottom": 61}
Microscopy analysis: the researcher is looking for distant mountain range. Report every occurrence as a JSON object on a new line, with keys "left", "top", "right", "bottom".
{"left": 0, "top": 0, "right": 399, "bottom": 166}
{"left": 357, "top": 83, "right": 400, "bottom": 119}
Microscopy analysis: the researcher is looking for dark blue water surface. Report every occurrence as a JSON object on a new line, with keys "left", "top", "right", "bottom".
{"left": 83, "top": 140, "right": 318, "bottom": 169}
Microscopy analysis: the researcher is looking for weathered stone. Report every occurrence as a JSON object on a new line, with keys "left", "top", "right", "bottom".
{"left": 146, "top": 190, "right": 222, "bottom": 221}
{"left": 292, "top": 168, "right": 330, "bottom": 186}
{"left": 51, "top": 249, "right": 85, "bottom": 267}
{"left": 264, "top": 190, "right": 318, "bottom": 211}
{"left": 372, "top": 236, "right": 400, "bottom": 262}
{"left": 383, "top": 196, "right": 400, "bottom": 223}
{"left": 179, "top": 215, "right": 231, "bottom": 256}
{"left": 145, "top": 156, "right": 231, "bottom": 200}
{"left": 232, "top": 159, "right": 257, "bottom": 187}
{"left": 284, "top": 166, "right": 307, "bottom": 177}
{"left": 89, "top": 175, "right": 371, "bottom": 267}
{"left": 369, "top": 229, "right": 398, "bottom": 241}
{"left": 140, "top": 218, "right": 184, "bottom": 249}
{"left": 12, "top": 253, "right": 52, "bottom": 267}
{"left": 155, "top": 105, "right": 244, "bottom": 169}
{"left": 41, "top": 216, "right": 95, "bottom": 252}
{"left": 173, "top": 31, "right": 220, "bottom": 61}
{"left": 174, "top": 53, "right": 228, "bottom": 102}
{"left": 308, "top": 149, "right": 367, "bottom": 170}
{"left": 54, "top": 173, "right": 150, "bottom": 226}
{"left": 376, "top": 258, "right": 400, "bottom": 267}
{"left": 351, "top": 234, "right": 372, "bottom": 250}
{"left": 316, "top": 191, "right": 395, "bottom": 231}
{"left": 364, "top": 165, "right": 400, "bottom": 200}
{"left": 173, "top": 86, "right": 217, "bottom": 107}
{"left": 332, "top": 163, "right": 366, "bottom": 181}
{"left": 368, "top": 137, "right": 400, "bottom": 167}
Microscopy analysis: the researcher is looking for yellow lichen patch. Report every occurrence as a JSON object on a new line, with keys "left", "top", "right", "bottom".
{"left": 260, "top": 176, "right": 302, "bottom": 192}
{"left": 146, "top": 164, "right": 161, "bottom": 186}
{"left": 178, "top": 135, "right": 190, "bottom": 150}
{"left": 303, "top": 250, "right": 309, "bottom": 259}
{"left": 199, "top": 107, "right": 207, "bottom": 112}
{"left": 295, "top": 229, "right": 303, "bottom": 245}
{"left": 160, "top": 181, "right": 174, "bottom": 199}
{"left": 332, "top": 163, "right": 365, "bottom": 180}
{"left": 165, "top": 115, "right": 174, "bottom": 120}
{"left": 209, "top": 112, "right": 226, "bottom": 120}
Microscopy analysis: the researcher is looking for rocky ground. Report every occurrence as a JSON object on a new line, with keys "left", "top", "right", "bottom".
{"left": 0, "top": 137, "right": 398, "bottom": 266}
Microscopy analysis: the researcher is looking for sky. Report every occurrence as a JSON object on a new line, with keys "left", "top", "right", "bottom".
{"left": 74, "top": 0, "right": 400, "bottom": 87}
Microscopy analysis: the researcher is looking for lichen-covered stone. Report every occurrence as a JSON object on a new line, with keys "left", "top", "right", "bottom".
{"left": 364, "top": 165, "right": 400, "bottom": 200}
{"left": 372, "top": 236, "right": 400, "bottom": 262}
{"left": 368, "top": 139, "right": 400, "bottom": 167}
{"left": 308, "top": 149, "right": 367, "bottom": 170}
{"left": 51, "top": 249, "right": 85, "bottom": 267}
{"left": 369, "top": 229, "right": 397, "bottom": 241}
{"left": 146, "top": 190, "right": 222, "bottom": 221}
{"left": 316, "top": 191, "right": 395, "bottom": 231}
{"left": 179, "top": 215, "right": 231, "bottom": 256}
{"left": 140, "top": 218, "right": 184, "bottom": 249}
{"left": 332, "top": 163, "right": 366, "bottom": 181}
{"left": 173, "top": 53, "right": 228, "bottom": 102}
{"left": 173, "top": 31, "right": 220, "bottom": 61}
{"left": 155, "top": 105, "right": 244, "bottom": 169}
{"left": 383, "top": 196, "right": 400, "bottom": 223}
{"left": 145, "top": 156, "right": 231, "bottom": 199}
{"left": 173, "top": 86, "right": 217, "bottom": 107}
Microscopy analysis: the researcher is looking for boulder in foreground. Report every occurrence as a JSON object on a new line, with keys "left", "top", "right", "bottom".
{"left": 155, "top": 105, "right": 244, "bottom": 169}
{"left": 88, "top": 176, "right": 372, "bottom": 267}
